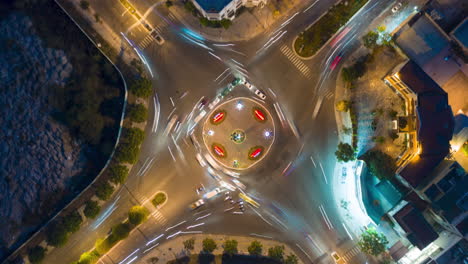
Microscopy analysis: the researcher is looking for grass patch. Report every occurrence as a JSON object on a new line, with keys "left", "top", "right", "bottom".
{"left": 294, "top": 0, "right": 368, "bottom": 57}
{"left": 151, "top": 192, "right": 167, "bottom": 207}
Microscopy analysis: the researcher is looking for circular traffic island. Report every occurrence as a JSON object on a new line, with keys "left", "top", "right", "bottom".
{"left": 202, "top": 97, "right": 275, "bottom": 170}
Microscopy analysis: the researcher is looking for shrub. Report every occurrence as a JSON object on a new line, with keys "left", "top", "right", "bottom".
{"left": 361, "top": 150, "right": 396, "bottom": 180}
{"left": 115, "top": 127, "right": 145, "bottom": 164}
{"left": 183, "top": 238, "right": 195, "bottom": 251}
{"left": 127, "top": 103, "right": 148, "bottom": 123}
{"left": 462, "top": 142, "right": 468, "bottom": 156}
{"left": 223, "top": 239, "right": 238, "bottom": 256}
{"left": 202, "top": 238, "right": 217, "bottom": 253}
{"left": 77, "top": 250, "right": 100, "bottom": 264}
{"left": 129, "top": 78, "right": 153, "bottom": 98}
{"left": 335, "top": 142, "right": 356, "bottom": 162}
{"left": 268, "top": 245, "right": 285, "bottom": 261}
{"left": 285, "top": 254, "right": 299, "bottom": 264}
{"left": 248, "top": 240, "right": 263, "bottom": 255}
{"left": 63, "top": 211, "right": 83, "bottom": 233}
{"left": 336, "top": 100, "right": 351, "bottom": 112}
{"left": 358, "top": 227, "right": 388, "bottom": 256}
{"left": 95, "top": 181, "right": 114, "bottom": 201}
{"left": 95, "top": 237, "right": 116, "bottom": 255}
{"left": 151, "top": 192, "right": 167, "bottom": 207}
{"left": 128, "top": 206, "right": 149, "bottom": 226}
{"left": 79, "top": 0, "right": 90, "bottom": 10}
{"left": 220, "top": 19, "right": 232, "bottom": 29}
{"left": 362, "top": 31, "right": 379, "bottom": 49}
{"left": 46, "top": 224, "right": 69, "bottom": 247}
{"left": 165, "top": 0, "right": 173, "bottom": 7}
{"left": 84, "top": 200, "right": 101, "bottom": 219}
{"left": 108, "top": 164, "right": 129, "bottom": 184}
{"left": 28, "top": 246, "right": 46, "bottom": 264}
{"left": 109, "top": 222, "right": 133, "bottom": 242}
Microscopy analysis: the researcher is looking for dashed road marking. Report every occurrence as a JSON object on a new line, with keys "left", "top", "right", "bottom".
{"left": 280, "top": 45, "right": 311, "bottom": 79}
{"left": 151, "top": 209, "right": 167, "bottom": 225}
{"left": 342, "top": 245, "right": 361, "bottom": 261}
{"left": 324, "top": 91, "right": 334, "bottom": 100}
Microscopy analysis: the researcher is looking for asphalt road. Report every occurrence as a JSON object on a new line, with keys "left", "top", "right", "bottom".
{"left": 40, "top": 0, "right": 394, "bottom": 263}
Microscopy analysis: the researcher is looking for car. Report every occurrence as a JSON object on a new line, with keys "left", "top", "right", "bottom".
{"left": 190, "top": 199, "right": 205, "bottom": 210}
{"left": 204, "top": 188, "right": 222, "bottom": 199}
{"left": 199, "top": 98, "right": 207, "bottom": 108}
{"left": 330, "top": 54, "right": 343, "bottom": 70}
{"left": 195, "top": 153, "right": 207, "bottom": 167}
{"left": 254, "top": 89, "right": 266, "bottom": 100}
{"left": 392, "top": 2, "right": 402, "bottom": 13}
{"left": 208, "top": 97, "right": 221, "bottom": 110}
{"left": 331, "top": 252, "right": 346, "bottom": 264}
{"left": 196, "top": 184, "right": 205, "bottom": 194}
{"left": 244, "top": 81, "right": 254, "bottom": 90}
{"left": 151, "top": 30, "right": 165, "bottom": 45}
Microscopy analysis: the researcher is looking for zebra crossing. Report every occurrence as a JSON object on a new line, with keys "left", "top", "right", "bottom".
{"left": 342, "top": 245, "right": 361, "bottom": 262}
{"left": 151, "top": 209, "right": 167, "bottom": 225}
{"left": 324, "top": 90, "right": 334, "bottom": 100}
{"left": 280, "top": 45, "right": 311, "bottom": 79}
{"left": 139, "top": 34, "right": 156, "bottom": 49}
{"left": 138, "top": 13, "right": 176, "bottom": 49}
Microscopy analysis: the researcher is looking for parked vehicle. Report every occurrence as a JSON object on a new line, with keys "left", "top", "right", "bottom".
{"left": 190, "top": 199, "right": 205, "bottom": 210}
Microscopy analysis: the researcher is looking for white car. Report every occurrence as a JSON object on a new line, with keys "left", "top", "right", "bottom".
{"left": 254, "top": 89, "right": 266, "bottom": 100}
{"left": 392, "top": 2, "right": 402, "bottom": 13}
{"left": 205, "top": 188, "right": 222, "bottom": 199}
{"left": 190, "top": 199, "right": 205, "bottom": 210}
{"left": 151, "top": 30, "right": 165, "bottom": 45}
{"left": 195, "top": 153, "right": 206, "bottom": 167}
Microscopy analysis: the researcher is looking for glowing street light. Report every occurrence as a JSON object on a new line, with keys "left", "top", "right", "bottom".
{"left": 208, "top": 130, "right": 214, "bottom": 136}
{"left": 236, "top": 101, "right": 244, "bottom": 110}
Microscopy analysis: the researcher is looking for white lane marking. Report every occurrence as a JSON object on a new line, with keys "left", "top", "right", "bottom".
{"left": 342, "top": 222, "right": 353, "bottom": 240}
{"left": 125, "top": 256, "right": 138, "bottom": 264}
{"left": 118, "top": 249, "right": 139, "bottom": 264}
{"left": 146, "top": 234, "right": 164, "bottom": 246}
{"left": 296, "top": 244, "right": 313, "bottom": 261}
{"left": 167, "top": 146, "right": 176, "bottom": 161}
{"left": 195, "top": 213, "right": 211, "bottom": 221}
{"left": 165, "top": 221, "right": 186, "bottom": 231}
{"left": 169, "top": 97, "right": 175, "bottom": 107}
{"left": 250, "top": 233, "right": 272, "bottom": 239}
{"left": 143, "top": 243, "right": 159, "bottom": 253}
{"left": 319, "top": 205, "right": 333, "bottom": 229}
{"left": 319, "top": 162, "right": 328, "bottom": 184}
{"left": 187, "top": 223, "right": 205, "bottom": 229}
{"left": 310, "top": 156, "right": 317, "bottom": 168}
{"left": 303, "top": 0, "right": 319, "bottom": 13}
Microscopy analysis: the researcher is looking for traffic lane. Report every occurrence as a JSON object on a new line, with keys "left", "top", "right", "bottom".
{"left": 91, "top": 0, "right": 146, "bottom": 36}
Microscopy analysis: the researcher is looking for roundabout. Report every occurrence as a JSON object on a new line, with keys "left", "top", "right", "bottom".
{"left": 202, "top": 97, "right": 275, "bottom": 170}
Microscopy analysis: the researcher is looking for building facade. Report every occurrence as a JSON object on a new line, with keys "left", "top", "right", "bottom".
{"left": 191, "top": 0, "right": 267, "bottom": 21}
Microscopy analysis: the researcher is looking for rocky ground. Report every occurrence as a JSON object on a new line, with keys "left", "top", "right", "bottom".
{"left": 0, "top": 14, "right": 87, "bottom": 255}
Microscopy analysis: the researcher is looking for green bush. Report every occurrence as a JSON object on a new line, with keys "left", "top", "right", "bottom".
{"left": 202, "top": 238, "right": 217, "bottom": 253}
{"left": 63, "top": 211, "right": 83, "bottom": 233}
{"left": 128, "top": 206, "right": 149, "bottom": 226}
{"left": 127, "top": 103, "right": 148, "bottom": 123}
{"left": 109, "top": 222, "right": 133, "bottom": 242}
{"left": 84, "top": 200, "right": 101, "bottom": 219}
{"left": 220, "top": 19, "right": 232, "bottom": 29}
{"left": 151, "top": 192, "right": 167, "bottom": 207}
{"left": 77, "top": 250, "right": 100, "bottom": 264}
{"left": 165, "top": 0, "right": 173, "bottom": 7}
{"left": 95, "top": 237, "right": 116, "bottom": 255}
{"left": 129, "top": 78, "right": 153, "bottom": 98}
{"left": 28, "top": 246, "right": 46, "bottom": 264}
{"left": 46, "top": 224, "right": 69, "bottom": 247}
{"left": 361, "top": 150, "right": 396, "bottom": 180}
{"left": 268, "top": 245, "right": 285, "bottom": 261}
{"left": 358, "top": 227, "right": 388, "bottom": 256}
{"left": 285, "top": 254, "right": 299, "bottom": 264}
{"left": 248, "top": 240, "right": 262, "bottom": 255}
{"left": 223, "top": 239, "right": 238, "bottom": 255}
{"left": 183, "top": 238, "right": 195, "bottom": 251}
{"left": 79, "top": 0, "right": 89, "bottom": 10}
{"left": 184, "top": 0, "right": 197, "bottom": 15}
{"left": 114, "top": 127, "right": 145, "bottom": 164}
{"left": 95, "top": 181, "right": 114, "bottom": 201}
{"left": 362, "top": 31, "right": 379, "bottom": 49}
{"left": 462, "top": 142, "right": 468, "bottom": 157}
{"left": 108, "top": 164, "right": 129, "bottom": 184}
{"left": 335, "top": 142, "right": 356, "bottom": 162}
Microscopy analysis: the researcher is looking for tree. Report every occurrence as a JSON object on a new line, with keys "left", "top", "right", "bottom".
{"left": 129, "top": 78, "right": 153, "bottom": 98}
{"left": 248, "top": 240, "right": 262, "bottom": 255}
{"left": 165, "top": 0, "right": 173, "bottom": 7}
{"left": 335, "top": 142, "right": 356, "bottom": 162}
{"left": 202, "top": 238, "right": 217, "bottom": 253}
{"left": 46, "top": 224, "right": 69, "bottom": 247}
{"left": 110, "top": 222, "right": 132, "bottom": 241}
{"left": 183, "top": 238, "right": 195, "bottom": 251}
{"left": 358, "top": 227, "right": 388, "bottom": 256}
{"left": 361, "top": 150, "right": 396, "bottom": 180}
{"left": 63, "top": 211, "right": 83, "bottom": 233}
{"left": 108, "top": 164, "right": 129, "bottom": 184}
{"left": 128, "top": 206, "right": 149, "bottom": 226}
{"left": 115, "top": 127, "right": 145, "bottom": 164}
{"left": 79, "top": 0, "right": 90, "bottom": 10}
{"left": 94, "top": 13, "right": 101, "bottom": 23}
{"left": 223, "top": 239, "right": 238, "bottom": 256}
{"left": 220, "top": 19, "right": 232, "bottom": 29}
{"left": 362, "top": 31, "right": 379, "bottom": 49}
{"left": 285, "top": 254, "right": 299, "bottom": 264}
{"left": 127, "top": 103, "right": 148, "bottom": 123}
{"left": 28, "top": 246, "right": 46, "bottom": 264}
{"left": 268, "top": 245, "right": 285, "bottom": 261}
{"left": 342, "top": 126, "right": 352, "bottom": 135}
{"left": 77, "top": 250, "right": 100, "bottom": 264}
{"left": 462, "top": 142, "right": 468, "bottom": 157}
{"left": 95, "top": 181, "right": 114, "bottom": 201}
{"left": 336, "top": 100, "right": 351, "bottom": 112}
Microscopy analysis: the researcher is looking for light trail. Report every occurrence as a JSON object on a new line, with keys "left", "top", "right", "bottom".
{"left": 280, "top": 12, "right": 299, "bottom": 27}
{"left": 319, "top": 205, "right": 333, "bottom": 229}
{"left": 92, "top": 196, "right": 120, "bottom": 230}
{"left": 303, "top": 0, "right": 319, "bottom": 13}
{"left": 213, "top": 43, "right": 235, "bottom": 47}
{"left": 152, "top": 94, "right": 160, "bottom": 132}
{"left": 169, "top": 97, "right": 175, "bottom": 107}
{"left": 124, "top": 256, "right": 138, "bottom": 264}
{"left": 306, "top": 234, "right": 323, "bottom": 253}
{"left": 342, "top": 222, "right": 354, "bottom": 240}
{"left": 214, "top": 68, "right": 230, "bottom": 82}
{"left": 319, "top": 162, "right": 328, "bottom": 184}
{"left": 187, "top": 223, "right": 205, "bottom": 229}
{"left": 166, "top": 231, "right": 181, "bottom": 239}
{"left": 118, "top": 249, "right": 139, "bottom": 264}
{"left": 165, "top": 221, "right": 186, "bottom": 231}
{"left": 250, "top": 233, "right": 272, "bottom": 239}
{"left": 251, "top": 206, "right": 273, "bottom": 226}
{"left": 195, "top": 213, "right": 211, "bottom": 221}
{"left": 296, "top": 244, "right": 313, "bottom": 261}
{"left": 310, "top": 156, "right": 317, "bottom": 168}
{"left": 209, "top": 52, "right": 222, "bottom": 61}
{"left": 143, "top": 243, "right": 159, "bottom": 253}
{"left": 167, "top": 146, "right": 176, "bottom": 161}
{"left": 146, "top": 234, "right": 164, "bottom": 246}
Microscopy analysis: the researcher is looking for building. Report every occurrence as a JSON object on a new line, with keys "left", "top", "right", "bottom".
{"left": 191, "top": 0, "right": 267, "bottom": 21}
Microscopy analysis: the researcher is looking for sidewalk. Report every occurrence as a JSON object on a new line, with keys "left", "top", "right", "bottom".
{"left": 136, "top": 234, "right": 303, "bottom": 264}
{"left": 168, "top": 0, "right": 303, "bottom": 42}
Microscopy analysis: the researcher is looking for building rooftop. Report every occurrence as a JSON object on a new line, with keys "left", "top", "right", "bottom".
{"left": 194, "top": 0, "right": 233, "bottom": 13}
{"left": 452, "top": 18, "right": 468, "bottom": 49}
{"left": 393, "top": 203, "right": 439, "bottom": 250}
{"left": 397, "top": 61, "right": 454, "bottom": 188}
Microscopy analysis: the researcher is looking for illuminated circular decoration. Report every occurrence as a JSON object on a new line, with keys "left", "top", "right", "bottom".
{"left": 212, "top": 143, "right": 227, "bottom": 158}
{"left": 248, "top": 146, "right": 265, "bottom": 160}
{"left": 230, "top": 129, "right": 246, "bottom": 144}
{"left": 210, "top": 110, "right": 226, "bottom": 125}
{"left": 252, "top": 107, "right": 267, "bottom": 123}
